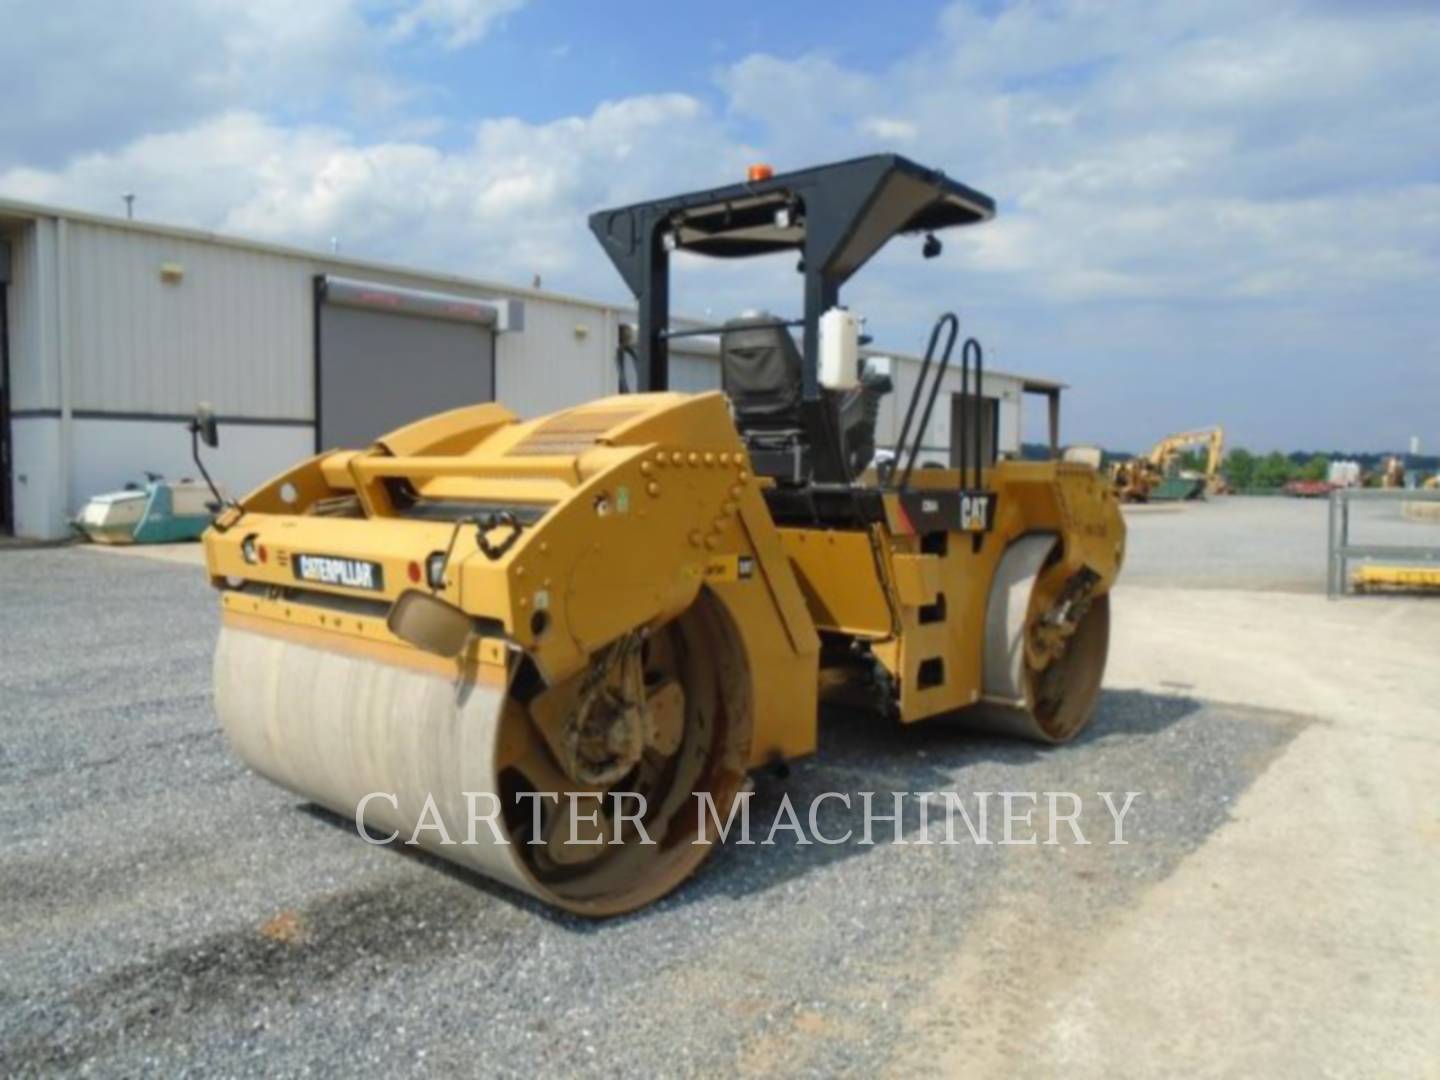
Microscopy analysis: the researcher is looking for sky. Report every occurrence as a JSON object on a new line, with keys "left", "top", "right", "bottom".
{"left": 1, "top": 0, "right": 1436, "bottom": 452}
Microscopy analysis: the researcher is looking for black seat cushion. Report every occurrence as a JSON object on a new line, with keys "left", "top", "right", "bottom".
{"left": 720, "top": 314, "right": 803, "bottom": 427}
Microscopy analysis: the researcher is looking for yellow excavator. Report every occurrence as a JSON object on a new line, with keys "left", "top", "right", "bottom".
{"left": 1111, "top": 426, "right": 1226, "bottom": 503}
{"left": 198, "top": 156, "right": 1125, "bottom": 915}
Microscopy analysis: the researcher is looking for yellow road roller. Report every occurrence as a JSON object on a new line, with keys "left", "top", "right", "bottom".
{"left": 201, "top": 155, "right": 1125, "bottom": 915}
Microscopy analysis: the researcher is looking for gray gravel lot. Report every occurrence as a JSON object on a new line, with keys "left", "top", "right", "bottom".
{"left": 1123, "top": 489, "right": 1440, "bottom": 593}
{"left": 0, "top": 498, "right": 1410, "bottom": 1075}
{"left": 1117, "top": 493, "right": 1440, "bottom": 592}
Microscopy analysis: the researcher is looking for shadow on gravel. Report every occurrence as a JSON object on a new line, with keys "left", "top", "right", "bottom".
{"left": 287, "top": 688, "right": 1211, "bottom": 930}
{"left": 650, "top": 687, "right": 1207, "bottom": 915}
{"left": 331, "top": 688, "right": 1209, "bottom": 927}
{"left": 284, "top": 688, "right": 1204, "bottom": 934}
{"left": 296, "top": 802, "right": 575, "bottom": 919}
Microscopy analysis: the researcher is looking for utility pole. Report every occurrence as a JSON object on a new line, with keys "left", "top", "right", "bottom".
{"left": 122, "top": 194, "right": 135, "bottom": 220}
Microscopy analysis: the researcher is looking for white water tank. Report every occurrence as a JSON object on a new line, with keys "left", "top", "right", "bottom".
{"left": 818, "top": 307, "right": 860, "bottom": 390}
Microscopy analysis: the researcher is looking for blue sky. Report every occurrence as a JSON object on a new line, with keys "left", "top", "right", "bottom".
{"left": 2, "top": 0, "right": 1437, "bottom": 452}
{"left": 403, "top": 1, "right": 944, "bottom": 133}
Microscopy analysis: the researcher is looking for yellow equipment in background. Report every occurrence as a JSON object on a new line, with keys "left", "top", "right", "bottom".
{"left": 1110, "top": 426, "right": 1226, "bottom": 502}
{"left": 1109, "top": 457, "right": 1158, "bottom": 504}
{"left": 202, "top": 157, "right": 1125, "bottom": 915}
{"left": 1353, "top": 565, "right": 1440, "bottom": 592}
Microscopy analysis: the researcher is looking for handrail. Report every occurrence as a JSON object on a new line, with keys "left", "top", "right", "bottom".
{"left": 661, "top": 318, "right": 802, "bottom": 341}
{"left": 962, "top": 337, "right": 984, "bottom": 490}
{"left": 894, "top": 312, "right": 959, "bottom": 489}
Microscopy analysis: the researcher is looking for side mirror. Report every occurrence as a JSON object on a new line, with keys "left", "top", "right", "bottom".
{"left": 387, "top": 590, "right": 473, "bottom": 658}
{"left": 194, "top": 403, "right": 219, "bottom": 448}
{"left": 188, "top": 402, "right": 231, "bottom": 521}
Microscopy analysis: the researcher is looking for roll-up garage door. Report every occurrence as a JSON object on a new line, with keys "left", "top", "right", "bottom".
{"left": 315, "top": 276, "right": 499, "bottom": 451}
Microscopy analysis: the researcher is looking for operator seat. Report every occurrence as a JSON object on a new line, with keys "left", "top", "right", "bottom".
{"left": 837, "top": 363, "right": 893, "bottom": 478}
{"left": 720, "top": 312, "right": 890, "bottom": 483}
{"left": 720, "top": 313, "right": 804, "bottom": 428}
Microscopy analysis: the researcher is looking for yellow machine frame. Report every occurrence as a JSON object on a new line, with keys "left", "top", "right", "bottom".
{"left": 207, "top": 392, "right": 1123, "bottom": 768}
{"left": 201, "top": 155, "right": 1127, "bottom": 914}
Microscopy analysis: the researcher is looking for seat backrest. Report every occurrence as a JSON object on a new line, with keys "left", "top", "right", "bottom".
{"left": 720, "top": 313, "right": 803, "bottom": 427}
{"left": 836, "top": 367, "right": 893, "bottom": 475}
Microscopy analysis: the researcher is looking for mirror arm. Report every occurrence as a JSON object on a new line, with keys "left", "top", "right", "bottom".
{"left": 189, "top": 418, "right": 239, "bottom": 532}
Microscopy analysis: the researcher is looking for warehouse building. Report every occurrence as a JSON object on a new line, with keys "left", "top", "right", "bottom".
{"left": 0, "top": 199, "right": 1062, "bottom": 540}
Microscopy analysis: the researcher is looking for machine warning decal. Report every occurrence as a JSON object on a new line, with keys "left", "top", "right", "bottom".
{"left": 293, "top": 554, "right": 385, "bottom": 591}
{"left": 704, "top": 555, "right": 756, "bottom": 583}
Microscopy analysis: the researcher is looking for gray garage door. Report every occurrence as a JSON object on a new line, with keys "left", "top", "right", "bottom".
{"left": 316, "top": 276, "right": 498, "bottom": 451}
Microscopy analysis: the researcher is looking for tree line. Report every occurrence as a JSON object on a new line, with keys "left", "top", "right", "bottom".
{"left": 1210, "top": 449, "right": 1322, "bottom": 490}
{"left": 1020, "top": 444, "right": 1438, "bottom": 490}
{"left": 1189, "top": 449, "right": 1438, "bottom": 490}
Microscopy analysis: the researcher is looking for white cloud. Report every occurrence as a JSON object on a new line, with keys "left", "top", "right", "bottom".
{"left": 859, "top": 117, "right": 918, "bottom": 142}
{"left": 0, "top": 0, "right": 528, "bottom": 170}
{"left": 718, "top": 54, "right": 878, "bottom": 155}
{"left": 388, "top": 0, "right": 529, "bottom": 49}
{"left": 0, "top": 0, "right": 383, "bottom": 169}
{"left": 0, "top": 98, "right": 749, "bottom": 290}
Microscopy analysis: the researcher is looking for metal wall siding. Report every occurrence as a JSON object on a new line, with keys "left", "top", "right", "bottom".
{"left": 495, "top": 301, "right": 610, "bottom": 419}
{"left": 60, "top": 218, "right": 622, "bottom": 424}
{"left": 872, "top": 364, "right": 901, "bottom": 446}
{"left": 65, "top": 222, "right": 314, "bottom": 418}
{"left": 885, "top": 358, "right": 1022, "bottom": 455}
{"left": 5, "top": 224, "right": 52, "bottom": 409}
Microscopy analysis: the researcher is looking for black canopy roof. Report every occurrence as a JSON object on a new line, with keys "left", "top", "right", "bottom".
{"left": 590, "top": 154, "right": 994, "bottom": 294}
{"left": 587, "top": 154, "right": 996, "bottom": 403}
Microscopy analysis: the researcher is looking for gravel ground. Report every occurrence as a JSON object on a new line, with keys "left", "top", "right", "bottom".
{"left": 1117, "top": 493, "right": 1440, "bottom": 592}
{"left": 1, "top": 494, "right": 1431, "bottom": 1076}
